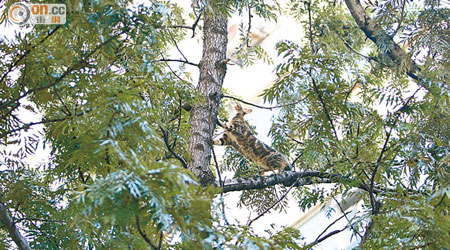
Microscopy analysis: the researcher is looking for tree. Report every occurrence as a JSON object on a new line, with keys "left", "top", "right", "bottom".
{"left": 187, "top": 3, "right": 227, "bottom": 186}
{"left": 0, "top": 0, "right": 449, "bottom": 249}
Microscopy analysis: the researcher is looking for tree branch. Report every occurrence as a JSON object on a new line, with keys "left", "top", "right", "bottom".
{"left": 153, "top": 58, "right": 199, "bottom": 67}
{"left": 309, "top": 225, "right": 349, "bottom": 247}
{"left": 247, "top": 175, "right": 302, "bottom": 226}
{"left": 433, "top": 194, "right": 446, "bottom": 210}
{"left": 310, "top": 77, "right": 340, "bottom": 141}
{"left": 1, "top": 108, "right": 92, "bottom": 139}
{"left": 365, "top": 87, "right": 422, "bottom": 211}
{"left": 391, "top": 0, "right": 407, "bottom": 38}
{"left": 344, "top": 0, "right": 421, "bottom": 82}
{"left": 332, "top": 195, "right": 363, "bottom": 239}
{"left": 221, "top": 171, "right": 344, "bottom": 193}
{"left": 222, "top": 95, "right": 304, "bottom": 110}
{"left": 226, "top": 3, "right": 253, "bottom": 62}
{"left": 220, "top": 169, "right": 404, "bottom": 195}
{"left": 15, "top": 217, "right": 66, "bottom": 224}
{"left": 135, "top": 215, "right": 158, "bottom": 250}
{"left": 168, "top": 30, "right": 189, "bottom": 63}
{"left": 360, "top": 220, "right": 373, "bottom": 246}
{"left": 212, "top": 147, "right": 230, "bottom": 225}
{"left": 157, "top": 52, "right": 192, "bottom": 85}
{"left": 171, "top": 6, "right": 203, "bottom": 38}
{"left": 305, "top": 2, "right": 341, "bottom": 142}
{"left": 211, "top": 147, "right": 223, "bottom": 187}
{"left": 1, "top": 116, "right": 71, "bottom": 139}
{"left": 157, "top": 231, "right": 163, "bottom": 250}
{"left": 0, "top": 26, "right": 61, "bottom": 85}
{"left": 0, "top": 32, "right": 123, "bottom": 110}
{"left": 369, "top": 126, "right": 392, "bottom": 214}
{"left": 336, "top": 32, "right": 380, "bottom": 63}
{"left": 314, "top": 211, "right": 351, "bottom": 242}
{"left": 159, "top": 126, "right": 188, "bottom": 169}
{"left": 0, "top": 198, "right": 31, "bottom": 250}
{"left": 367, "top": 83, "right": 418, "bottom": 212}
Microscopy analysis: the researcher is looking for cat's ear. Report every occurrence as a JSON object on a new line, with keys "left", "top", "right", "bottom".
{"left": 243, "top": 108, "right": 252, "bottom": 114}
{"left": 233, "top": 102, "right": 251, "bottom": 114}
{"left": 233, "top": 102, "right": 242, "bottom": 111}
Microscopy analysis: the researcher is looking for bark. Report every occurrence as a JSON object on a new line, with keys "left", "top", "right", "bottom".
{"left": 344, "top": 0, "right": 421, "bottom": 82}
{"left": 0, "top": 199, "right": 31, "bottom": 250}
{"left": 220, "top": 170, "right": 400, "bottom": 194}
{"left": 188, "top": 9, "right": 228, "bottom": 186}
{"left": 221, "top": 171, "right": 343, "bottom": 193}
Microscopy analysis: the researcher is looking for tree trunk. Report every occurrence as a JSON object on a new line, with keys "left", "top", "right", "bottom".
{"left": 0, "top": 200, "right": 31, "bottom": 250}
{"left": 188, "top": 9, "right": 228, "bottom": 186}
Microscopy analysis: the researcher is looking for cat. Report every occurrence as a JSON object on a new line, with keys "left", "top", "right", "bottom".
{"left": 214, "top": 102, "right": 291, "bottom": 174}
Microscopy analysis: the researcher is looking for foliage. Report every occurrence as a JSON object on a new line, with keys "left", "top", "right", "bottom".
{"left": 0, "top": 0, "right": 449, "bottom": 249}
{"left": 364, "top": 193, "right": 450, "bottom": 249}
{"left": 1, "top": 0, "right": 207, "bottom": 248}
{"left": 263, "top": 0, "right": 449, "bottom": 248}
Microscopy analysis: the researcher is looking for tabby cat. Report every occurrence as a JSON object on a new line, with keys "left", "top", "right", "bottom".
{"left": 214, "top": 102, "right": 291, "bottom": 174}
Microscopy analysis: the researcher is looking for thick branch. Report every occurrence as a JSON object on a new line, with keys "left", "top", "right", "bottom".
{"left": 0, "top": 199, "right": 31, "bottom": 250}
{"left": 220, "top": 170, "right": 403, "bottom": 194}
{"left": 221, "top": 171, "right": 344, "bottom": 193}
{"left": 344, "top": 0, "right": 421, "bottom": 82}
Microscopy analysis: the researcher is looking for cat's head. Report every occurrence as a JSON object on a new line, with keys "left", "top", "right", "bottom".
{"left": 233, "top": 102, "right": 252, "bottom": 116}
